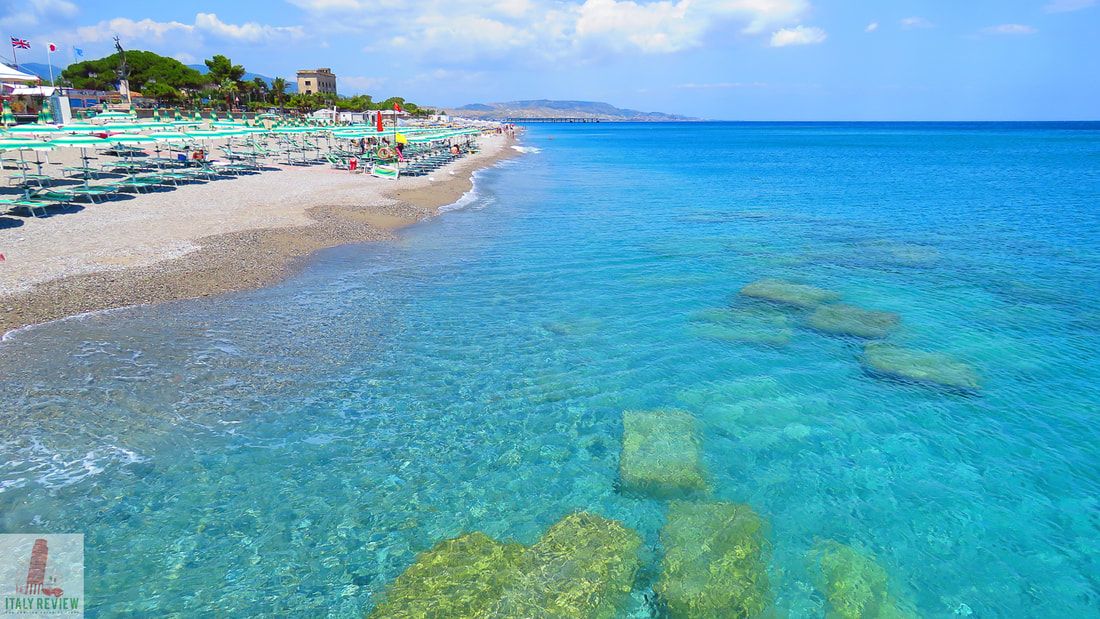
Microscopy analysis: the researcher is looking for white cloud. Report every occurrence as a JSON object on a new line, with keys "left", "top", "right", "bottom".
{"left": 340, "top": 75, "right": 385, "bottom": 93}
{"left": 0, "top": 0, "right": 79, "bottom": 30}
{"left": 900, "top": 16, "right": 934, "bottom": 30}
{"left": 173, "top": 52, "right": 197, "bottom": 64}
{"left": 290, "top": 0, "right": 812, "bottom": 57}
{"left": 58, "top": 13, "right": 302, "bottom": 47}
{"left": 865, "top": 22, "right": 879, "bottom": 33}
{"left": 1043, "top": 0, "right": 1095, "bottom": 12}
{"left": 194, "top": 13, "right": 304, "bottom": 42}
{"left": 769, "top": 25, "right": 826, "bottom": 47}
{"left": 981, "top": 23, "right": 1037, "bottom": 35}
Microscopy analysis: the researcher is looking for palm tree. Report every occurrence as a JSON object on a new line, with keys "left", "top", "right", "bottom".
{"left": 221, "top": 79, "right": 239, "bottom": 110}
{"left": 271, "top": 77, "right": 288, "bottom": 109}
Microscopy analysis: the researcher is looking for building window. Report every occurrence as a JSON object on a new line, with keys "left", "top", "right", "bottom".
{"left": 305, "top": 80, "right": 312, "bottom": 86}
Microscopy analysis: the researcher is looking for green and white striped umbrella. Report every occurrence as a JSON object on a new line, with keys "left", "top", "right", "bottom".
{"left": 0, "top": 138, "right": 53, "bottom": 151}
{"left": 49, "top": 136, "right": 108, "bottom": 147}
{"left": 7, "top": 124, "right": 63, "bottom": 135}
{"left": 106, "top": 134, "right": 157, "bottom": 144}
{"left": 1, "top": 101, "right": 16, "bottom": 127}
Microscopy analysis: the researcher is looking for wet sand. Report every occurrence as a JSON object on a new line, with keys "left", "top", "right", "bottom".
{"left": 0, "top": 134, "right": 519, "bottom": 335}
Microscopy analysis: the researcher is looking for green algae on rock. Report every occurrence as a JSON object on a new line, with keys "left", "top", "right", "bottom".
{"left": 620, "top": 410, "right": 708, "bottom": 498}
{"left": 809, "top": 541, "right": 917, "bottom": 619}
{"left": 368, "top": 532, "right": 525, "bottom": 618}
{"left": 808, "top": 304, "right": 900, "bottom": 339}
{"left": 740, "top": 279, "right": 841, "bottom": 309}
{"left": 495, "top": 512, "right": 643, "bottom": 619}
{"left": 655, "top": 501, "right": 772, "bottom": 618}
{"left": 862, "top": 343, "right": 981, "bottom": 390}
{"left": 689, "top": 307, "right": 794, "bottom": 346}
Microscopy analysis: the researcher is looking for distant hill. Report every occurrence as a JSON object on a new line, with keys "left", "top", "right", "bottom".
{"left": 17, "top": 62, "right": 63, "bottom": 81}
{"left": 447, "top": 99, "right": 695, "bottom": 121}
{"left": 187, "top": 65, "right": 297, "bottom": 93}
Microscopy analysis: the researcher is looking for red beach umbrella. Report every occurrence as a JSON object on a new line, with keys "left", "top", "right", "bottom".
{"left": 375, "top": 110, "right": 384, "bottom": 133}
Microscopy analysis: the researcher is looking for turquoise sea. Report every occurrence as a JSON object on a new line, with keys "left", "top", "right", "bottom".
{"left": 2, "top": 122, "right": 1099, "bottom": 617}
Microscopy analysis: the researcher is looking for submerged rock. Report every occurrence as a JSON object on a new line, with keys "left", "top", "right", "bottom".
{"left": 740, "top": 279, "right": 840, "bottom": 309}
{"left": 808, "top": 304, "right": 900, "bottom": 339}
{"left": 495, "top": 512, "right": 643, "bottom": 619}
{"left": 808, "top": 541, "right": 917, "bottom": 619}
{"left": 862, "top": 343, "right": 980, "bottom": 390}
{"left": 620, "top": 410, "right": 708, "bottom": 499}
{"left": 690, "top": 307, "right": 794, "bottom": 346}
{"left": 655, "top": 501, "right": 772, "bottom": 618}
{"left": 368, "top": 532, "right": 525, "bottom": 618}
{"left": 864, "top": 241, "right": 941, "bottom": 267}
{"left": 370, "top": 513, "right": 643, "bottom": 619}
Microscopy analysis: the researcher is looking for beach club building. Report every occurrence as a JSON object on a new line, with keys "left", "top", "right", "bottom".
{"left": 297, "top": 68, "right": 337, "bottom": 95}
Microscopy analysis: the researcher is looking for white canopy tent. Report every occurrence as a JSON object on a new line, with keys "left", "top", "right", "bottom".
{"left": 10, "top": 86, "right": 56, "bottom": 96}
{"left": 0, "top": 63, "right": 40, "bottom": 83}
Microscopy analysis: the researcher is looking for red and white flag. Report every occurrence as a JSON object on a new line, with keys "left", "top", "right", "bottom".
{"left": 48, "top": 42, "right": 57, "bottom": 52}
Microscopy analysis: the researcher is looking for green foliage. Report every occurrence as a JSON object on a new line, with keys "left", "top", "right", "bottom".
{"left": 656, "top": 501, "right": 771, "bottom": 618}
{"left": 495, "top": 512, "right": 643, "bottom": 619}
{"left": 368, "top": 532, "right": 525, "bottom": 619}
{"left": 620, "top": 410, "right": 708, "bottom": 498}
{"left": 61, "top": 50, "right": 204, "bottom": 92}
{"left": 809, "top": 541, "right": 917, "bottom": 619}
{"left": 740, "top": 279, "right": 841, "bottom": 308}
{"left": 807, "top": 304, "right": 900, "bottom": 339}
{"left": 861, "top": 343, "right": 980, "bottom": 390}
{"left": 204, "top": 54, "right": 245, "bottom": 85}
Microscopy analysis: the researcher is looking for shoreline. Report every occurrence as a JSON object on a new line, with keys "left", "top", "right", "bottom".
{"left": 0, "top": 134, "right": 520, "bottom": 336}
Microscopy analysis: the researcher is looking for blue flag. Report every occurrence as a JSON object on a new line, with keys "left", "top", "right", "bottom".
{"left": 73, "top": 47, "right": 84, "bottom": 57}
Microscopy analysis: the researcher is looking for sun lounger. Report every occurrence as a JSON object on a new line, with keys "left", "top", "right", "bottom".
{"left": 0, "top": 197, "right": 60, "bottom": 217}
{"left": 35, "top": 184, "right": 121, "bottom": 204}
{"left": 7, "top": 173, "right": 53, "bottom": 188}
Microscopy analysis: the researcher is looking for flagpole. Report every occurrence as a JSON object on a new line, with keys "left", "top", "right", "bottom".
{"left": 10, "top": 37, "right": 18, "bottom": 69}
{"left": 47, "top": 45, "right": 54, "bottom": 85}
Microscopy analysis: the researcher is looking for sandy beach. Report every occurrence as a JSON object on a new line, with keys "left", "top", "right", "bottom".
{"left": 0, "top": 132, "right": 517, "bottom": 334}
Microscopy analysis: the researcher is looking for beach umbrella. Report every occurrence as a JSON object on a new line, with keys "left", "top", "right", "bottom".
{"left": 49, "top": 135, "right": 108, "bottom": 185}
{"left": 7, "top": 124, "right": 63, "bottom": 135}
{"left": 174, "top": 109, "right": 183, "bottom": 121}
{"left": 1, "top": 103, "right": 18, "bottom": 129}
{"left": 105, "top": 133, "right": 156, "bottom": 165}
{"left": 152, "top": 107, "right": 161, "bottom": 123}
{"left": 2, "top": 101, "right": 17, "bottom": 128}
{"left": 0, "top": 138, "right": 54, "bottom": 198}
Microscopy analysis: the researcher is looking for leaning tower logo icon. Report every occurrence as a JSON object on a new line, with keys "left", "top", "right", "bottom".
{"left": 1, "top": 534, "right": 83, "bottom": 617}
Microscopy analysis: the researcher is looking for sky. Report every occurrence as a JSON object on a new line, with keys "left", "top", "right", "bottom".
{"left": 1, "top": 0, "right": 1098, "bottom": 120}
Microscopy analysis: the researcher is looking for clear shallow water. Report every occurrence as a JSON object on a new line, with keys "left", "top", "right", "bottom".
{"left": 2, "top": 122, "right": 1099, "bottom": 617}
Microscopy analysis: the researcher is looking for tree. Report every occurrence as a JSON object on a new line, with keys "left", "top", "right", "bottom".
{"left": 271, "top": 77, "right": 288, "bottom": 108}
{"left": 204, "top": 54, "right": 245, "bottom": 87}
{"left": 220, "top": 79, "right": 240, "bottom": 110}
{"left": 62, "top": 50, "right": 204, "bottom": 93}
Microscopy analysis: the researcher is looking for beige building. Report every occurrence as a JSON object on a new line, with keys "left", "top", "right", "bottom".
{"left": 296, "top": 68, "right": 337, "bottom": 95}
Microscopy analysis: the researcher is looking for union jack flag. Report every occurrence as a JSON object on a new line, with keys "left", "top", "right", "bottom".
{"left": 11, "top": 37, "right": 30, "bottom": 49}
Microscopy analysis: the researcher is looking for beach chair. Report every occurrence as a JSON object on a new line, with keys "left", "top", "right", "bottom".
{"left": 0, "top": 196, "right": 60, "bottom": 217}
{"left": 35, "top": 184, "right": 121, "bottom": 204}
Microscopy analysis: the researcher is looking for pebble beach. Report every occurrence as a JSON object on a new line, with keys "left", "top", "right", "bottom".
{"left": 0, "top": 132, "right": 515, "bottom": 334}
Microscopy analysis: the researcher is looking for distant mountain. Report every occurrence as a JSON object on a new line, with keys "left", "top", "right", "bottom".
{"left": 16, "top": 63, "right": 64, "bottom": 82}
{"left": 187, "top": 65, "right": 297, "bottom": 93}
{"left": 448, "top": 99, "right": 695, "bottom": 121}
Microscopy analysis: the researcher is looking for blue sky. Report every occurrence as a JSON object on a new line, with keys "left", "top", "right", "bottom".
{"left": 2, "top": 0, "right": 1098, "bottom": 119}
